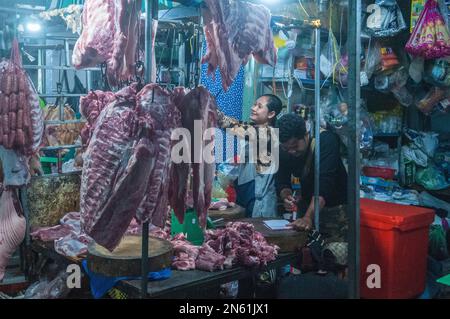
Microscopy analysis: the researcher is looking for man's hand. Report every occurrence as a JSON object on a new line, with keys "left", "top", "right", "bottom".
{"left": 283, "top": 195, "right": 296, "bottom": 212}
{"left": 289, "top": 215, "right": 313, "bottom": 231}
{"left": 280, "top": 188, "right": 295, "bottom": 211}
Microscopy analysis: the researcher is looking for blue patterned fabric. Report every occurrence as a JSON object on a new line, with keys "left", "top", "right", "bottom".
{"left": 200, "top": 42, "right": 245, "bottom": 161}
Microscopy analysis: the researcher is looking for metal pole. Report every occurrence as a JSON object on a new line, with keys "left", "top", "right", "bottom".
{"left": 19, "top": 187, "right": 30, "bottom": 278}
{"left": 141, "top": 0, "right": 158, "bottom": 299}
{"left": 140, "top": 221, "right": 149, "bottom": 299}
{"left": 313, "top": 26, "right": 321, "bottom": 231}
{"left": 178, "top": 33, "right": 186, "bottom": 86}
{"left": 144, "top": 0, "right": 155, "bottom": 84}
{"left": 347, "top": 0, "right": 361, "bottom": 299}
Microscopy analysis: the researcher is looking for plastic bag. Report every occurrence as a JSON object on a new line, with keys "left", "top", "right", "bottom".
{"left": 409, "top": 57, "right": 425, "bottom": 83}
{"left": 416, "top": 166, "right": 450, "bottom": 190}
{"left": 24, "top": 271, "right": 71, "bottom": 299}
{"left": 375, "top": 68, "right": 414, "bottom": 106}
{"left": 336, "top": 54, "right": 348, "bottom": 87}
{"left": 405, "top": 129, "right": 439, "bottom": 158}
{"left": 366, "top": 1, "right": 407, "bottom": 37}
{"left": 416, "top": 87, "right": 447, "bottom": 114}
{"left": 429, "top": 225, "right": 449, "bottom": 261}
{"left": 216, "top": 161, "right": 239, "bottom": 190}
{"left": 402, "top": 145, "right": 428, "bottom": 167}
{"left": 406, "top": 0, "right": 450, "bottom": 59}
{"left": 365, "top": 40, "right": 382, "bottom": 79}
{"left": 212, "top": 179, "right": 228, "bottom": 199}
{"left": 320, "top": 29, "right": 340, "bottom": 79}
{"left": 424, "top": 59, "right": 450, "bottom": 86}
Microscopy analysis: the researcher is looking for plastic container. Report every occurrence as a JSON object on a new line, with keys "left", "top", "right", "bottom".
{"left": 170, "top": 209, "right": 214, "bottom": 245}
{"left": 363, "top": 166, "right": 396, "bottom": 180}
{"left": 360, "top": 199, "right": 435, "bottom": 299}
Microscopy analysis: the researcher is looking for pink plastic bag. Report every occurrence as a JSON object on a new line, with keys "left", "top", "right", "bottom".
{"left": 406, "top": 0, "right": 450, "bottom": 59}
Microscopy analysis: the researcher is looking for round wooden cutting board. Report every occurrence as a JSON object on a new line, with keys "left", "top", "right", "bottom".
{"left": 87, "top": 236, "right": 173, "bottom": 277}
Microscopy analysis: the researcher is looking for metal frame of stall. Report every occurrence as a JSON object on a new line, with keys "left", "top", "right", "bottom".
{"left": 137, "top": 0, "right": 363, "bottom": 299}
{"left": 1, "top": 0, "right": 362, "bottom": 299}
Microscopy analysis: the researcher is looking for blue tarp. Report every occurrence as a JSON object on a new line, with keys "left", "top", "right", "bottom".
{"left": 82, "top": 260, "right": 171, "bottom": 299}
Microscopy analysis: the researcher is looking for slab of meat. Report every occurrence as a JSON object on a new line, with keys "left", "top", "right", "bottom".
{"left": 80, "top": 85, "right": 156, "bottom": 251}
{"left": 79, "top": 90, "right": 116, "bottom": 146}
{"left": 171, "top": 233, "right": 200, "bottom": 271}
{"left": 31, "top": 225, "right": 72, "bottom": 242}
{"left": 72, "top": 0, "right": 142, "bottom": 85}
{"left": 169, "top": 86, "right": 218, "bottom": 228}
{"left": 195, "top": 244, "right": 226, "bottom": 272}
{"left": 31, "top": 211, "right": 82, "bottom": 242}
{"left": 135, "top": 84, "right": 181, "bottom": 227}
{"left": 54, "top": 232, "right": 92, "bottom": 258}
{"left": 0, "top": 188, "right": 26, "bottom": 281}
{"left": 202, "top": 0, "right": 277, "bottom": 91}
{"left": 0, "top": 39, "right": 44, "bottom": 156}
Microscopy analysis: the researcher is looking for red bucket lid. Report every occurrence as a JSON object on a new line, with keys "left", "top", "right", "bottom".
{"left": 360, "top": 199, "right": 435, "bottom": 230}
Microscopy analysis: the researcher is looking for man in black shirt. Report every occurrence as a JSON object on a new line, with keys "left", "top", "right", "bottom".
{"left": 275, "top": 113, "right": 348, "bottom": 233}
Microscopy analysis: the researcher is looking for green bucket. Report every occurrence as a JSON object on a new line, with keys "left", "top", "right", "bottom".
{"left": 40, "top": 157, "right": 58, "bottom": 174}
{"left": 171, "top": 209, "right": 215, "bottom": 245}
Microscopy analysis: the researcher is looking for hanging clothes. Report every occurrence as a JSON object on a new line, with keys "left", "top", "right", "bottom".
{"left": 200, "top": 41, "right": 245, "bottom": 161}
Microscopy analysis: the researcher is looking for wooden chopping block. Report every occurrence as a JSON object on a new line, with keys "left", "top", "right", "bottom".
{"left": 87, "top": 236, "right": 173, "bottom": 277}
{"left": 208, "top": 204, "right": 246, "bottom": 222}
{"left": 239, "top": 218, "right": 308, "bottom": 253}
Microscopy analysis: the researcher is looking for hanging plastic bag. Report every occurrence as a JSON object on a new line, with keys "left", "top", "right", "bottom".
{"left": 405, "top": 129, "right": 440, "bottom": 158}
{"left": 416, "top": 166, "right": 450, "bottom": 190}
{"left": 416, "top": 86, "right": 447, "bottom": 114}
{"left": 336, "top": 54, "right": 348, "bottom": 87}
{"left": 429, "top": 225, "right": 449, "bottom": 261}
{"left": 320, "top": 30, "right": 340, "bottom": 80}
{"left": 321, "top": 4, "right": 341, "bottom": 81}
{"left": 374, "top": 68, "right": 414, "bottom": 106}
{"left": 406, "top": 0, "right": 450, "bottom": 59}
{"left": 366, "top": 0, "right": 407, "bottom": 37}
{"left": 402, "top": 145, "right": 428, "bottom": 167}
{"left": 364, "top": 40, "right": 382, "bottom": 80}
{"left": 409, "top": 57, "right": 425, "bottom": 83}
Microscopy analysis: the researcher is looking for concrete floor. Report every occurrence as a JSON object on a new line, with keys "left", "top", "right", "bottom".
{"left": 277, "top": 272, "right": 349, "bottom": 299}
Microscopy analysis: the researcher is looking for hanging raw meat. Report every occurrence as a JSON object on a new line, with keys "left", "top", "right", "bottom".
{"left": 79, "top": 90, "right": 116, "bottom": 146}
{"left": 80, "top": 85, "right": 156, "bottom": 251}
{"left": 0, "top": 39, "right": 43, "bottom": 156}
{"left": 72, "top": 0, "right": 142, "bottom": 85}
{"left": 202, "top": 0, "right": 277, "bottom": 91}
{"left": 0, "top": 187, "right": 26, "bottom": 281}
{"left": 135, "top": 84, "right": 181, "bottom": 227}
{"left": 169, "top": 86, "right": 218, "bottom": 228}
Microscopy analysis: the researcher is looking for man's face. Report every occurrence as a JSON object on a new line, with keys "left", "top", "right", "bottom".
{"left": 281, "top": 136, "right": 309, "bottom": 157}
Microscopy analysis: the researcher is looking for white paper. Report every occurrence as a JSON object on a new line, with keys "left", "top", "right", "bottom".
{"left": 263, "top": 219, "right": 291, "bottom": 231}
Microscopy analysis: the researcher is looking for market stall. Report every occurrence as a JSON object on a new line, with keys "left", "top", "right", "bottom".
{"left": 0, "top": 0, "right": 449, "bottom": 301}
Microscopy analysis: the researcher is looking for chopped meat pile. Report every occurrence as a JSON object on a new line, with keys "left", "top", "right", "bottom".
{"left": 171, "top": 222, "right": 279, "bottom": 272}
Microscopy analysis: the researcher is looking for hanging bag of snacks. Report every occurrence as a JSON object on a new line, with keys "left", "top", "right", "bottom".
{"left": 406, "top": 0, "right": 450, "bottom": 59}
{"left": 366, "top": 0, "right": 407, "bottom": 38}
